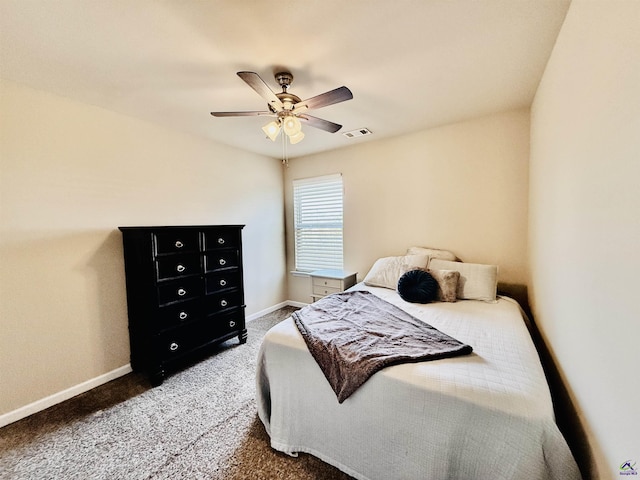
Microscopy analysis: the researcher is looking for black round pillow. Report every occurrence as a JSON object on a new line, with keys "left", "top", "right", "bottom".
{"left": 397, "top": 269, "right": 439, "bottom": 303}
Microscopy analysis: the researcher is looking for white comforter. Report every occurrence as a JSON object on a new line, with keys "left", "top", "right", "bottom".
{"left": 256, "top": 284, "right": 581, "bottom": 480}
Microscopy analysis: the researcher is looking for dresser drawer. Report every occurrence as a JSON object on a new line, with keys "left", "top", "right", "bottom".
{"left": 204, "top": 250, "right": 239, "bottom": 272}
{"left": 156, "top": 254, "right": 201, "bottom": 280}
{"left": 157, "top": 299, "right": 201, "bottom": 328}
{"left": 157, "top": 323, "right": 208, "bottom": 360}
{"left": 312, "top": 277, "right": 343, "bottom": 288}
{"left": 312, "top": 285, "right": 342, "bottom": 297}
{"left": 205, "top": 272, "right": 241, "bottom": 294}
{"left": 157, "top": 277, "right": 203, "bottom": 306}
{"left": 205, "top": 290, "right": 242, "bottom": 313}
{"left": 157, "top": 314, "right": 241, "bottom": 361}
{"left": 203, "top": 228, "right": 240, "bottom": 251}
{"left": 155, "top": 231, "right": 200, "bottom": 255}
{"left": 213, "top": 311, "right": 244, "bottom": 337}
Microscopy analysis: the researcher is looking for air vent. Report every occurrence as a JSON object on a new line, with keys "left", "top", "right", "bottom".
{"left": 343, "top": 128, "right": 373, "bottom": 139}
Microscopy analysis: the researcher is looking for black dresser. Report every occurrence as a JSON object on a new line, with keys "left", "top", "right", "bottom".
{"left": 118, "top": 225, "right": 246, "bottom": 385}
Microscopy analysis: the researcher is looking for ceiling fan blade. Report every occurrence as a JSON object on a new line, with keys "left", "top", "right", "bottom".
{"left": 237, "top": 71, "right": 284, "bottom": 112}
{"left": 294, "top": 86, "right": 353, "bottom": 112}
{"left": 210, "top": 111, "right": 274, "bottom": 117}
{"left": 298, "top": 114, "right": 343, "bottom": 133}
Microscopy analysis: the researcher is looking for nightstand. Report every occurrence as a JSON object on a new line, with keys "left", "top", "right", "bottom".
{"left": 310, "top": 269, "right": 357, "bottom": 302}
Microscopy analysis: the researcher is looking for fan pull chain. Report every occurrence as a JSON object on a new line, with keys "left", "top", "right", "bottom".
{"left": 282, "top": 127, "right": 289, "bottom": 167}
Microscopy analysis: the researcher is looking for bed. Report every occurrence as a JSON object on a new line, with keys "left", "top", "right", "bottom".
{"left": 256, "top": 255, "right": 581, "bottom": 480}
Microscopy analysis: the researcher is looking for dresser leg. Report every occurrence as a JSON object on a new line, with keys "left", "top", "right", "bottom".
{"left": 150, "top": 369, "right": 165, "bottom": 387}
{"left": 239, "top": 329, "right": 248, "bottom": 344}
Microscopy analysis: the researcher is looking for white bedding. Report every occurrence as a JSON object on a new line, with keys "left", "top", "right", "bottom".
{"left": 256, "top": 284, "right": 581, "bottom": 480}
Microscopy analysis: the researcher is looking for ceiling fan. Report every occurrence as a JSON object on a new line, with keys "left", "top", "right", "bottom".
{"left": 211, "top": 71, "right": 353, "bottom": 144}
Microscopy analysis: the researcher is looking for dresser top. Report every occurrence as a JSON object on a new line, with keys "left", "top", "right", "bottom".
{"left": 119, "top": 225, "right": 245, "bottom": 231}
{"left": 309, "top": 269, "right": 357, "bottom": 280}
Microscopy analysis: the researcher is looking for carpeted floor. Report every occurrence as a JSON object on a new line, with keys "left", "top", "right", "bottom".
{"left": 0, "top": 307, "right": 354, "bottom": 480}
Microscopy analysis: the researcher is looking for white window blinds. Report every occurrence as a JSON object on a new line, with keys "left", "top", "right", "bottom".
{"left": 293, "top": 173, "right": 344, "bottom": 272}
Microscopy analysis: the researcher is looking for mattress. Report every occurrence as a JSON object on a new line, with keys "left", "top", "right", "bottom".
{"left": 256, "top": 284, "right": 581, "bottom": 480}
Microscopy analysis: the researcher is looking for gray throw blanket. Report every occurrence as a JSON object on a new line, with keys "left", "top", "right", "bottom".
{"left": 292, "top": 290, "right": 473, "bottom": 403}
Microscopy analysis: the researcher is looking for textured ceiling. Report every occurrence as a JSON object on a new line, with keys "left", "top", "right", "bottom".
{"left": 0, "top": 0, "right": 571, "bottom": 159}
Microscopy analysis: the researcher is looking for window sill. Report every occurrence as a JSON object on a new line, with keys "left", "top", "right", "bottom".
{"left": 290, "top": 271, "right": 311, "bottom": 277}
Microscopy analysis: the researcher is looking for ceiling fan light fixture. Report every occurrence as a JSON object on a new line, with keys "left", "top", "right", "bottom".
{"left": 212, "top": 70, "right": 354, "bottom": 158}
{"left": 262, "top": 120, "right": 281, "bottom": 141}
{"left": 288, "top": 131, "right": 305, "bottom": 145}
{"left": 283, "top": 115, "right": 302, "bottom": 136}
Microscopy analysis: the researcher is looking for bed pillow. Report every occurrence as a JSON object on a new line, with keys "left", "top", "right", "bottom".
{"left": 363, "top": 255, "right": 430, "bottom": 290}
{"left": 428, "top": 259, "right": 498, "bottom": 302}
{"left": 397, "top": 269, "right": 439, "bottom": 303}
{"left": 406, "top": 246, "right": 457, "bottom": 262}
{"left": 427, "top": 269, "right": 460, "bottom": 303}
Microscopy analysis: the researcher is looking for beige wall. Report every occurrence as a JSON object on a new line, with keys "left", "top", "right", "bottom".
{"left": 530, "top": 1, "right": 640, "bottom": 479}
{"left": 285, "top": 109, "right": 530, "bottom": 303}
{"left": 0, "top": 80, "right": 287, "bottom": 417}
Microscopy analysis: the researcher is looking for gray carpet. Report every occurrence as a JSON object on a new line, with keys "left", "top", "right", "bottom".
{"left": 0, "top": 307, "right": 354, "bottom": 480}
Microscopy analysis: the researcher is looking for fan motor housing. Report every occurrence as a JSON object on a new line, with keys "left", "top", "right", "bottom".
{"left": 276, "top": 92, "right": 301, "bottom": 104}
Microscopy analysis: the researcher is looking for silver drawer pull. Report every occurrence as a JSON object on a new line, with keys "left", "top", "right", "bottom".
{"left": 229, "top": 320, "right": 236, "bottom": 328}
{"left": 178, "top": 311, "right": 188, "bottom": 320}
{"left": 219, "top": 258, "right": 226, "bottom": 266}
{"left": 169, "top": 342, "right": 179, "bottom": 351}
{"left": 218, "top": 237, "right": 225, "bottom": 245}
{"left": 220, "top": 299, "right": 228, "bottom": 307}
{"left": 177, "top": 288, "right": 187, "bottom": 297}
{"left": 176, "top": 264, "right": 186, "bottom": 273}
{"left": 175, "top": 240, "right": 184, "bottom": 249}
{"left": 219, "top": 279, "right": 227, "bottom": 287}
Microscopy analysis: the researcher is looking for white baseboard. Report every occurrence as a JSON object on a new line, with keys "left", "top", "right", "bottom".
{"left": 286, "top": 300, "right": 308, "bottom": 309}
{"left": 2, "top": 301, "right": 307, "bottom": 428}
{"left": 0, "top": 364, "right": 132, "bottom": 429}
{"left": 245, "top": 299, "right": 307, "bottom": 322}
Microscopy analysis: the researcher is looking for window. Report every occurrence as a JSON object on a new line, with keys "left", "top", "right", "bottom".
{"left": 293, "top": 173, "right": 343, "bottom": 272}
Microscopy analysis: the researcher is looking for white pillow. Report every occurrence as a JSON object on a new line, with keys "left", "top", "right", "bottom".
{"left": 363, "top": 255, "right": 430, "bottom": 290}
{"left": 428, "top": 259, "right": 498, "bottom": 302}
{"left": 406, "top": 246, "right": 457, "bottom": 262}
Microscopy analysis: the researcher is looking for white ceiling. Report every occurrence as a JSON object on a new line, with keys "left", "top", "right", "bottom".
{"left": 0, "top": 0, "right": 570, "bottom": 159}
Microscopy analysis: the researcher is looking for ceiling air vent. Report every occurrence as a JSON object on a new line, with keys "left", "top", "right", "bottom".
{"left": 343, "top": 128, "right": 372, "bottom": 139}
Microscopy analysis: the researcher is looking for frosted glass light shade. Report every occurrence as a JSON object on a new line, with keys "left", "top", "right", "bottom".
{"left": 283, "top": 115, "right": 302, "bottom": 136}
{"left": 288, "top": 131, "right": 305, "bottom": 144}
{"left": 262, "top": 120, "right": 281, "bottom": 141}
